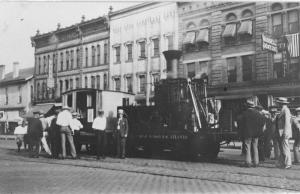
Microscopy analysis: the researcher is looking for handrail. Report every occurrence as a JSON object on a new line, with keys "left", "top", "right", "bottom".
{"left": 187, "top": 79, "right": 202, "bottom": 129}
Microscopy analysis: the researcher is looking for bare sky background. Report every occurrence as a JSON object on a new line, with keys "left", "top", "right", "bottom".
{"left": 0, "top": 1, "right": 140, "bottom": 74}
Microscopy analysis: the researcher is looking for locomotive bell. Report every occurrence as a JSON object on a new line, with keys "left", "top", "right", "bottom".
{"left": 163, "top": 50, "right": 182, "bottom": 79}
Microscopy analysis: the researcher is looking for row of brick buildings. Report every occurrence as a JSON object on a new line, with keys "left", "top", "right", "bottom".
{"left": 1, "top": 1, "right": 300, "bottom": 133}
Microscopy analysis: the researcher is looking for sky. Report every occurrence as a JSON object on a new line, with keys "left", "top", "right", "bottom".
{"left": 0, "top": 1, "right": 141, "bottom": 74}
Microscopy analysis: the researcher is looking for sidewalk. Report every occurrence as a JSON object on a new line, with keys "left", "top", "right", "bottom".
{"left": 1, "top": 139, "right": 300, "bottom": 191}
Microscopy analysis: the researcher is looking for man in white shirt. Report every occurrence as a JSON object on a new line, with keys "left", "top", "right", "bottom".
{"left": 70, "top": 112, "right": 83, "bottom": 134}
{"left": 39, "top": 112, "right": 52, "bottom": 156}
{"left": 56, "top": 106, "right": 77, "bottom": 159}
{"left": 92, "top": 110, "right": 107, "bottom": 159}
{"left": 14, "top": 120, "right": 27, "bottom": 152}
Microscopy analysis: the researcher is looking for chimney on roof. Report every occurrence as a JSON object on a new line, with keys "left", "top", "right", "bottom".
{"left": 57, "top": 23, "right": 61, "bottom": 30}
{"left": 81, "top": 15, "right": 85, "bottom": 22}
{"left": 13, "top": 62, "right": 20, "bottom": 78}
{"left": 0, "top": 65, "right": 5, "bottom": 80}
{"left": 109, "top": 6, "right": 113, "bottom": 14}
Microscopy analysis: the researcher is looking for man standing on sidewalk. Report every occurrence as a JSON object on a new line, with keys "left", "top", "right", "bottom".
{"left": 116, "top": 109, "right": 128, "bottom": 159}
{"left": 276, "top": 97, "right": 292, "bottom": 169}
{"left": 56, "top": 106, "right": 77, "bottom": 159}
{"left": 39, "top": 112, "right": 52, "bottom": 156}
{"left": 27, "top": 111, "right": 43, "bottom": 158}
{"left": 240, "top": 99, "right": 265, "bottom": 167}
{"left": 92, "top": 110, "right": 107, "bottom": 160}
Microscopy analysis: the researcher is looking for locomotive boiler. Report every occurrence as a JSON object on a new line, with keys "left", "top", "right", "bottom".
{"left": 119, "top": 50, "right": 236, "bottom": 160}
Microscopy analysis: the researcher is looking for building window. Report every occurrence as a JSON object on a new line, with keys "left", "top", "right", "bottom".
{"left": 227, "top": 57, "right": 237, "bottom": 83}
{"left": 139, "top": 75, "right": 146, "bottom": 93}
{"left": 38, "top": 57, "right": 41, "bottom": 74}
{"left": 96, "top": 75, "right": 100, "bottom": 89}
{"left": 76, "top": 78, "right": 80, "bottom": 89}
{"left": 272, "top": 14, "right": 283, "bottom": 37}
{"left": 59, "top": 80, "right": 63, "bottom": 95}
{"left": 70, "top": 50, "right": 74, "bottom": 70}
{"left": 43, "top": 56, "right": 46, "bottom": 74}
{"left": 92, "top": 46, "right": 96, "bottom": 66}
{"left": 42, "top": 82, "right": 47, "bottom": 99}
{"left": 91, "top": 76, "right": 95, "bottom": 88}
{"left": 127, "top": 44, "right": 133, "bottom": 61}
{"left": 103, "top": 74, "right": 107, "bottom": 90}
{"left": 70, "top": 79, "right": 73, "bottom": 90}
{"left": 114, "top": 77, "right": 121, "bottom": 91}
{"left": 46, "top": 55, "right": 50, "bottom": 73}
{"left": 60, "top": 52, "right": 64, "bottom": 71}
{"left": 31, "top": 85, "right": 34, "bottom": 101}
{"left": 53, "top": 54, "right": 56, "bottom": 73}
{"left": 85, "top": 48, "right": 88, "bottom": 67}
{"left": 37, "top": 83, "right": 40, "bottom": 100}
{"left": 66, "top": 51, "right": 69, "bottom": 70}
{"left": 187, "top": 63, "right": 196, "bottom": 78}
{"left": 153, "top": 38, "right": 160, "bottom": 57}
{"left": 18, "top": 86, "right": 22, "bottom": 103}
{"left": 288, "top": 10, "right": 299, "bottom": 34}
{"left": 139, "top": 41, "right": 146, "bottom": 58}
{"left": 241, "top": 55, "right": 253, "bottom": 81}
{"left": 104, "top": 43, "right": 108, "bottom": 64}
{"left": 151, "top": 74, "right": 160, "bottom": 92}
{"left": 115, "top": 46, "right": 121, "bottom": 63}
{"left": 125, "top": 76, "right": 132, "bottom": 93}
{"left": 85, "top": 76, "right": 88, "bottom": 88}
{"left": 167, "top": 35, "right": 174, "bottom": 50}
{"left": 5, "top": 88, "right": 8, "bottom": 105}
{"left": 65, "top": 80, "right": 69, "bottom": 91}
{"left": 97, "top": 45, "right": 100, "bottom": 65}
{"left": 273, "top": 53, "right": 284, "bottom": 79}
{"left": 76, "top": 48, "right": 80, "bottom": 69}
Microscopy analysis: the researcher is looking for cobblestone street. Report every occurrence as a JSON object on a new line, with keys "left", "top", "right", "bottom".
{"left": 1, "top": 140, "right": 300, "bottom": 194}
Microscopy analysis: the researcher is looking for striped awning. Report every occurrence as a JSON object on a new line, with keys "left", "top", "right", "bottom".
{"left": 183, "top": 31, "right": 196, "bottom": 44}
{"left": 196, "top": 28, "right": 209, "bottom": 43}
{"left": 222, "top": 23, "right": 237, "bottom": 38}
{"left": 238, "top": 20, "right": 252, "bottom": 35}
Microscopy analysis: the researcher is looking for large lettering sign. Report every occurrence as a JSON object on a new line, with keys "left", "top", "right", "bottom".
{"left": 262, "top": 34, "right": 278, "bottom": 53}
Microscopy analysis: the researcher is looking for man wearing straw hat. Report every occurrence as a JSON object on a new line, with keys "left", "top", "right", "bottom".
{"left": 276, "top": 97, "right": 292, "bottom": 169}
{"left": 56, "top": 106, "right": 77, "bottom": 159}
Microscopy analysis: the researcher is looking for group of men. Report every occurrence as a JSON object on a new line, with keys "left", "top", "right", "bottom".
{"left": 239, "top": 97, "right": 300, "bottom": 169}
{"left": 15, "top": 106, "right": 129, "bottom": 160}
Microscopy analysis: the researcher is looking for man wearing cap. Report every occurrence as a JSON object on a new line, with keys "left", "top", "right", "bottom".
{"left": 116, "top": 109, "right": 128, "bottom": 159}
{"left": 292, "top": 107, "right": 300, "bottom": 164}
{"left": 276, "top": 97, "right": 292, "bottom": 169}
{"left": 27, "top": 111, "right": 43, "bottom": 158}
{"left": 240, "top": 99, "right": 266, "bottom": 167}
{"left": 92, "top": 110, "right": 107, "bottom": 159}
{"left": 56, "top": 106, "right": 77, "bottom": 159}
{"left": 267, "top": 106, "right": 280, "bottom": 161}
{"left": 39, "top": 112, "right": 52, "bottom": 156}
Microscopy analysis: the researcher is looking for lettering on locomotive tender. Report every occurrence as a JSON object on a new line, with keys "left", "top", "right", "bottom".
{"left": 138, "top": 134, "right": 188, "bottom": 140}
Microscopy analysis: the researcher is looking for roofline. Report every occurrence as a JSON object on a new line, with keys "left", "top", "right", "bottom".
{"left": 109, "top": 2, "right": 160, "bottom": 17}
{"left": 0, "top": 75, "right": 33, "bottom": 87}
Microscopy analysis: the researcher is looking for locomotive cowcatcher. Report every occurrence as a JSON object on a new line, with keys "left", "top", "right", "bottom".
{"left": 119, "top": 50, "right": 238, "bottom": 160}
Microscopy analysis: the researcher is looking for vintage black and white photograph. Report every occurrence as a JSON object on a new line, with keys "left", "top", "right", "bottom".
{"left": 0, "top": 1, "right": 300, "bottom": 193}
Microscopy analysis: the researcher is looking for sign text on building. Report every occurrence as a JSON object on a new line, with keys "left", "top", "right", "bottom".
{"left": 262, "top": 34, "right": 278, "bottom": 53}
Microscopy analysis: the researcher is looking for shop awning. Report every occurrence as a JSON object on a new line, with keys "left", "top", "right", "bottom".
{"left": 238, "top": 20, "right": 252, "bottom": 35}
{"left": 183, "top": 31, "right": 196, "bottom": 44}
{"left": 196, "top": 28, "right": 209, "bottom": 43}
{"left": 222, "top": 23, "right": 237, "bottom": 38}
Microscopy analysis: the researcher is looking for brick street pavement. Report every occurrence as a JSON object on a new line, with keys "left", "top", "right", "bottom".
{"left": 1, "top": 140, "right": 300, "bottom": 193}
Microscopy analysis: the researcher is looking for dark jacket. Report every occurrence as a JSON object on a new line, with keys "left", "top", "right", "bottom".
{"left": 49, "top": 117, "right": 60, "bottom": 139}
{"left": 241, "top": 108, "right": 266, "bottom": 138}
{"left": 117, "top": 117, "right": 128, "bottom": 138}
{"left": 27, "top": 117, "right": 43, "bottom": 138}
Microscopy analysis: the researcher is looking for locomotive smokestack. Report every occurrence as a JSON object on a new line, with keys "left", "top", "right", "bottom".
{"left": 163, "top": 50, "right": 182, "bottom": 79}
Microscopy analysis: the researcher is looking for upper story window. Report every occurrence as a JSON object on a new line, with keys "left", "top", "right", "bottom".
{"left": 85, "top": 76, "right": 88, "bottom": 88}
{"left": 288, "top": 10, "right": 299, "bottom": 34}
{"left": 97, "top": 45, "right": 100, "bottom": 66}
{"left": 96, "top": 75, "right": 100, "bottom": 89}
{"left": 18, "top": 86, "right": 22, "bottom": 103}
{"left": 104, "top": 43, "right": 108, "bottom": 64}
{"left": 227, "top": 57, "right": 237, "bottom": 83}
{"left": 200, "top": 19, "right": 209, "bottom": 27}
{"left": 103, "top": 73, "right": 107, "bottom": 90}
{"left": 125, "top": 76, "right": 132, "bottom": 93}
{"left": 151, "top": 74, "right": 160, "bottom": 92}
{"left": 85, "top": 47, "right": 88, "bottom": 67}
{"left": 138, "top": 74, "right": 146, "bottom": 93}
{"left": 166, "top": 35, "right": 174, "bottom": 50}
{"left": 242, "top": 9, "right": 253, "bottom": 18}
{"left": 59, "top": 80, "right": 63, "bottom": 95}
{"left": 187, "top": 62, "right": 196, "bottom": 78}
{"left": 76, "top": 48, "right": 80, "bottom": 69}
{"left": 65, "top": 80, "right": 69, "bottom": 91}
{"left": 91, "top": 76, "right": 95, "bottom": 88}
{"left": 53, "top": 54, "right": 56, "bottom": 73}
{"left": 37, "top": 83, "right": 41, "bottom": 100}
{"left": 139, "top": 41, "right": 146, "bottom": 59}
{"left": 152, "top": 38, "right": 160, "bottom": 57}
{"left": 241, "top": 55, "right": 253, "bottom": 81}
{"left": 272, "top": 13, "right": 283, "bottom": 37}
{"left": 46, "top": 55, "right": 50, "bottom": 73}
{"left": 186, "top": 22, "right": 196, "bottom": 30}
{"left": 114, "top": 46, "right": 121, "bottom": 63}
{"left": 272, "top": 3, "right": 283, "bottom": 11}
{"left": 70, "top": 79, "right": 73, "bottom": 90}
{"left": 114, "top": 77, "right": 121, "bottom": 91}
{"left": 76, "top": 77, "right": 80, "bottom": 89}
{"left": 127, "top": 44, "right": 133, "bottom": 61}
{"left": 70, "top": 50, "right": 74, "bottom": 69}
{"left": 43, "top": 56, "right": 46, "bottom": 74}
{"left": 92, "top": 46, "right": 96, "bottom": 66}
{"left": 196, "top": 29, "right": 209, "bottom": 50}
{"left": 226, "top": 13, "right": 237, "bottom": 22}
{"left": 66, "top": 51, "right": 69, "bottom": 71}
{"left": 5, "top": 88, "right": 8, "bottom": 105}
{"left": 38, "top": 57, "right": 41, "bottom": 74}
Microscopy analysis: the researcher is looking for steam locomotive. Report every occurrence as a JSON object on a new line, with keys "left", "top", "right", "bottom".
{"left": 119, "top": 50, "right": 238, "bottom": 159}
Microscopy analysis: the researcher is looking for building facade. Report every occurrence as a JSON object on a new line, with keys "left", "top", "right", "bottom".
{"left": 109, "top": 2, "right": 179, "bottom": 105}
{"left": 178, "top": 2, "right": 300, "bottom": 107}
{"left": 0, "top": 63, "right": 34, "bottom": 134}
{"left": 31, "top": 16, "right": 110, "bottom": 105}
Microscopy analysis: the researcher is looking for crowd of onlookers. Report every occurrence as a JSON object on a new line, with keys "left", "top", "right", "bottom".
{"left": 238, "top": 97, "right": 300, "bottom": 169}
{"left": 13, "top": 106, "right": 129, "bottom": 160}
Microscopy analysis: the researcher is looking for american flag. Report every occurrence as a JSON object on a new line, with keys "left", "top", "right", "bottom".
{"left": 286, "top": 33, "right": 300, "bottom": 57}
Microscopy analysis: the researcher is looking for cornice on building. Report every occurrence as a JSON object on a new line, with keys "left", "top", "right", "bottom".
{"left": 109, "top": 2, "right": 158, "bottom": 17}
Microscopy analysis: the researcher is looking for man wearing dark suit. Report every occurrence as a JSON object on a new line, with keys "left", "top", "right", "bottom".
{"left": 27, "top": 111, "right": 43, "bottom": 158}
{"left": 240, "top": 100, "right": 266, "bottom": 167}
{"left": 48, "top": 109, "right": 61, "bottom": 159}
{"left": 116, "top": 109, "right": 128, "bottom": 159}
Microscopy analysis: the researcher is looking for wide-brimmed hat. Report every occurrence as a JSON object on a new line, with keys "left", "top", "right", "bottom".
{"left": 276, "top": 97, "right": 289, "bottom": 104}
{"left": 246, "top": 99, "right": 255, "bottom": 107}
{"left": 62, "top": 106, "right": 71, "bottom": 110}
{"left": 72, "top": 112, "right": 78, "bottom": 116}
{"left": 118, "top": 109, "right": 124, "bottom": 114}
{"left": 98, "top": 109, "right": 104, "bottom": 113}
{"left": 269, "top": 106, "right": 277, "bottom": 113}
